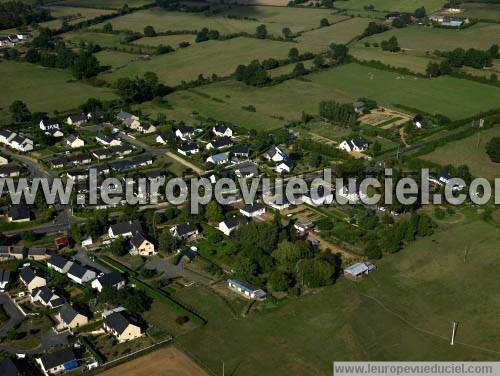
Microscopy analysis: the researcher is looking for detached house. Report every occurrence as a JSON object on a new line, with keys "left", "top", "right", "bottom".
{"left": 65, "top": 135, "right": 85, "bottom": 149}
{"left": 9, "top": 134, "right": 33, "bottom": 152}
{"left": 170, "top": 222, "right": 198, "bottom": 240}
{"left": 175, "top": 126, "right": 194, "bottom": 140}
{"left": 95, "top": 135, "right": 121, "bottom": 146}
{"left": 232, "top": 145, "right": 250, "bottom": 159}
{"left": 108, "top": 220, "right": 143, "bottom": 239}
{"left": 19, "top": 266, "right": 46, "bottom": 292}
{"left": 91, "top": 271, "right": 126, "bottom": 292}
{"left": 177, "top": 142, "right": 199, "bottom": 156}
{"left": 67, "top": 263, "right": 97, "bottom": 284}
{"left": 66, "top": 114, "right": 87, "bottom": 126}
{"left": 57, "top": 303, "right": 89, "bottom": 330}
{"left": 206, "top": 138, "right": 233, "bottom": 150}
{"left": 218, "top": 216, "right": 246, "bottom": 236}
{"left": 206, "top": 152, "right": 229, "bottom": 165}
{"left": 36, "top": 348, "right": 77, "bottom": 376}
{"left": 133, "top": 122, "right": 156, "bottom": 134}
{"left": 116, "top": 111, "right": 139, "bottom": 123}
{"left": 212, "top": 123, "right": 233, "bottom": 138}
{"left": 130, "top": 232, "right": 156, "bottom": 256}
{"left": 240, "top": 203, "right": 266, "bottom": 218}
{"left": 156, "top": 132, "right": 170, "bottom": 145}
{"left": 45, "top": 128, "right": 64, "bottom": 138}
{"left": 103, "top": 307, "right": 142, "bottom": 342}
{"left": 47, "top": 255, "right": 73, "bottom": 274}
{"left": 39, "top": 118, "right": 59, "bottom": 131}
{"left": 266, "top": 146, "right": 287, "bottom": 162}
{"left": 31, "top": 286, "right": 65, "bottom": 308}
{"left": 8, "top": 204, "right": 30, "bottom": 222}
{"left": 275, "top": 159, "right": 293, "bottom": 174}
{"left": 338, "top": 138, "right": 368, "bottom": 153}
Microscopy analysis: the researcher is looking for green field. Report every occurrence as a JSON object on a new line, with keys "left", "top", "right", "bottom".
{"left": 296, "top": 17, "right": 374, "bottom": 52}
{"left": 363, "top": 23, "right": 500, "bottom": 55}
{"left": 63, "top": 30, "right": 127, "bottom": 48}
{"left": 140, "top": 63, "right": 500, "bottom": 129}
{"left": 95, "top": 50, "right": 141, "bottom": 68}
{"left": 92, "top": 6, "right": 347, "bottom": 36}
{"left": 133, "top": 34, "right": 197, "bottom": 47}
{"left": 100, "top": 37, "right": 295, "bottom": 86}
{"left": 39, "top": 5, "right": 115, "bottom": 29}
{"left": 52, "top": 0, "right": 153, "bottom": 9}
{"left": 174, "top": 211, "right": 500, "bottom": 375}
{"left": 460, "top": 2, "right": 500, "bottom": 22}
{"left": 350, "top": 46, "right": 438, "bottom": 73}
{"left": 420, "top": 127, "right": 500, "bottom": 180}
{"left": 0, "top": 61, "right": 117, "bottom": 123}
{"left": 335, "top": 0, "right": 445, "bottom": 12}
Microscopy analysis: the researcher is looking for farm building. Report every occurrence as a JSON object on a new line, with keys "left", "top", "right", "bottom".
{"left": 344, "top": 262, "right": 376, "bottom": 279}
{"left": 227, "top": 278, "right": 267, "bottom": 299}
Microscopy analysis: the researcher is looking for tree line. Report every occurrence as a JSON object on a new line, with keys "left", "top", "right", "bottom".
{"left": 0, "top": 0, "right": 51, "bottom": 29}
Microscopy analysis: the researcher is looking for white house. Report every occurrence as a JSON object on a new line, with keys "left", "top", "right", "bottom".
{"left": 218, "top": 216, "right": 246, "bottom": 236}
{"left": 212, "top": 123, "right": 233, "bottom": 138}
{"left": 177, "top": 142, "right": 199, "bottom": 156}
{"left": 108, "top": 220, "right": 143, "bottom": 239}
{"left": 0, "top": 270, "right": 10, "bottom": 292}
{"left": 275, "top": 159, "right": 293, "bottom": 173}
{"left": 206, "top": 152, "right": 229, "bottom": 165}
{"left": 206, "top": 138, "right": 232, "bottom": 150}
{"left": 65, "top": 135, "right": 85, "bottom": 149}
{"left": 36, "top": 348, "right": 77, "bottom": 375}
{"left": 67, "top": 263, "right": 96, "bottom": 284}
{"left": 91, "top": 271, "right": 126, "bottom": 292}
{"left": 39, "top": 118, "right": 59, "bottom": 131}
{"left": 45, "top": 129, "right": 64, "bottom": 138}
{"left": 95, "top": 135, "right": 121, "bottom": 146}
{"left": 9, "top": 134, "right": 33, "bottom": 152}
{"left": 170, "top": 222, "right": 198, "bottom": 240}
{"left": 175, "top": 126, "right": 194, "bottom": 140}
{"left": 134, "top": 122, "right": 156, "bottom": 134}
{"left": 266, "top": 146, "right": 287, "bottom": 162}
{"left": 47, "top": 255, "right": 73, "bottom": 274}
{"left": 240, "top": 203, "right": 266, "bottom": 218}
{"left": 66, "top": 114, "right": 87, "bottom": 126}
{"left": 338, "top": 138, "right": 368, "bottom": 153}
{"left": 156, "top": 133, "right": 169, "bottom": 145}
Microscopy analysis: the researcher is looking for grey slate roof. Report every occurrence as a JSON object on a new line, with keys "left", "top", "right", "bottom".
{"left": 110, "top": 220, "right": 143, "bottom": 236}
{"left": 0, "top": 269, "right": 10, "bottom": 283}
{"left": 175, "top": 222, "right": 197, "bottom": 236}
{"left": 9, "top": 204, "right": 30, "bottom": 221}
{"left": 39, "top": 348, "right": 76, "bottom": 370}
{"left": 104, "top": 310, "right": 135, "bottom": 335}
{"left": 96, "top": 271, "right": 125, "bottom": 289}
{"left": 67, "top": 263, "right": 89, "bottom": 279}
{"left": 19, "top": 267, "right": 38, "bottom": 284}
{"left": 48, "top": 255, "right": 71, "bottom": 270}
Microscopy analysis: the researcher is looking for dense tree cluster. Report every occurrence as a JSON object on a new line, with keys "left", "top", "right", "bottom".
{"left": 391, "top": 13, "right": 412, "bottom": 28}
{"left": 318, "top": 100, "right": 358, "bottom": 125}
{"left": 115, "top": 72, "right": 171, "bottom": 103}
{"left": 195, "top": 27, "right": 220, "bottom": 42}
{"left": 99, "top": 287, "right": 152, "bottom": 314}
{"left": 381, "top": 36, "right": 400, "bottom": 52}
{"left": 329, "top": 43, "right": 349, "bottom": 63}
{"left": 0, "top": 1, "right": 51, "bottom": 29}
{"left": 9, "top": 100, "right": 31, "bottom": 123}
{"left": 361, "top": 22, "right": 389, "bottom": 38}
{"left": 486, "top": 137, "right": 500, "bottom": 162}
{"left": 234, "top": 60, "right": 270, "bottom": 86}
{"left": 441, "top": 46, "right": 497, "bottom": 69}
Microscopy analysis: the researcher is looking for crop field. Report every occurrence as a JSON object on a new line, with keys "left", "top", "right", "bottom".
{"left": 363, "top": 23, "right": 500, "bottom": 55}
{"left": 100, "top": 37, "right": 295, "bottom": 86}
{"left": 63, "top": 31, "right": 127, "bottom": 48}
{"left": 174, "top": 211, "right": 500, "bottom": 375}
{"left": 142, "top": 63, "right": 500, "bottom": 129}
{"left": 420, "top": 127, "right": 500, "bottom": 180}
{"left": 459, "top": 2, "right": 500, "bottom": 22}
{"left": 296, "top": 17, "right": 374, "bottom": 52}
{"left": 350, "top": 46, "right": 437, "bottom": 74}
{"left": 52, "top": 0, "right": 153, "bottom": 9}
{"left": 91, "top": 6, "right": 347, "bottom": 36}
{"left": 0, "top": 61, "right": 117, "bottom": 123}
{"left": 335, "top": 0, "right": 445, "bottom": 12}
{"left": 133, "top": 34, "right": 197, "bottom": 47}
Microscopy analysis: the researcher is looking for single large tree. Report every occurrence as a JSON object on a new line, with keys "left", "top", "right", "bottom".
{"left": 9, "top": 100, "right": 31, "bottom": 123}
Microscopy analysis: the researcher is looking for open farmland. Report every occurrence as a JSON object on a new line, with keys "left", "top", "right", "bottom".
{"left": 52, "top": 0, "right": 153, "bottom": 9}
{"left": 420, "top": 127, "right": 500, "bottom": 180}
{"left": 39, "top": 5, "right": 115, "bottom": 29}
{"left": 141, "top": 63, "right": 500, "bottom": 129}
{"left": 296, "top": 16, "right": 374, "bottom": 52}
{"left": 335, "top": 0, "right": 445, "bottom": 13}
{"left": 362, "top": 23, "right": 500, "bottom": 55}
{"left": 91, "top": 6, "right": 347, "bottom": 36}
{"left": 95, "top": 50, "right": 141, "bottom": 69}
{"left": 0, "top": 61, "right": 117, "bottom": 124}
{"left": 459, "top": 2, "right": 500, "bottom": 22}
{"left": 350, "top": 46, "right": 438, "bottom": 74}
{"left": 133, "top": 34, "right": 197, "bottom": 47}
{"left": 100, "top": 37, "right": 295, "bottom": 86}
{"left": 174, "top": 211, "right": 500, "bottom": 376}
{"left": 63, "top": 31, "right": 127, "bottom": 48}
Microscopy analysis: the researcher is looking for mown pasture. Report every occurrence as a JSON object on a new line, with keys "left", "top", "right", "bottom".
{"left": 335, "top": 0, "right": 445, "bottom": 13}
{"left": 132, "top": 34, "right": 197, "bottom": 47}
{"left": 459, "top": 2, "right": 500, "bottom": 22}
{"left": 174, "top": 210, "right": 500, "bottom": 376}
{"left": 100, "top": 37, "right": 295, "bottom": 86}
{"left": 0, "top": 61, "right": 117, "bottom": 124}
{"left": 420, "top": 127, "right": 500, "bottom": 180}
{"left": 91, "top": 6, "right": 347, "bottom": 36}
{"left": 39, "top": 5, "right": 116, "bottom": 29}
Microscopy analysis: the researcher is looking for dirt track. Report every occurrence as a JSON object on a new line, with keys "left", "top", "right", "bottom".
{"left": 99, "top": 346, "right": 208, "bottom": 376}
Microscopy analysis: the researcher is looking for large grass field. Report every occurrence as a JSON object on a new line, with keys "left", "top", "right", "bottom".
{"left": 51, "top": 0, "right": 153, "bottom": 9}
{"left": 350, "top": 46, "right": 438, "bottom": 74}
{"left": 362, "top": 23, "right": 500, "bottom": 55}
{"left": 335, "top": 0, "right": 445, "bottom": 12}
{"left": 460, "top": 2, "right": 500, "bottom": 22}
{"left": 0, "top": 61, "right": 117, "bottom": 123}
{"left": 174, "top": 211, "right": 500, "bottom": 376}
{"left": 140, "top": 63, "right": 500, "bottom": 129}
{"left": 95, "top": 50, "right": 141, "bottom": 68}
{"left": 420, "top": 127, "right": 500, "bottom": 180}
{"left": 63, "top": 30, "right": 127, "bottom": 48}
{"left": 296, "top": 16, "right": 374, "bottom": 52}
{"left": 133, "top": 34, "right": 197, "bottom": 47}
{"left": 100, "top": 37, "right": 295, "bottom": 86}
{"left": 39, "top": 5, "right": 116, "bottom": 29}
{"left": 92, "top": 6, "right": 347, "bottom": 36}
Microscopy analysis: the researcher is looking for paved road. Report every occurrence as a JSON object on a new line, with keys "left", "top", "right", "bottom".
{"left": 0, "top": 293, "right": 24, "bottom": 337}
{"left": 144, "top": 256, "right": 212, "bottom": 286}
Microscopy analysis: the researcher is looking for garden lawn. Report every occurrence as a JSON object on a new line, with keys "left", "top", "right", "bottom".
{"left": 100, "top": 37, "right": 295, "bottom": 86}
{"left": 0, "top": 61, "right": 117, "bottom": 124}
{"left": 175, "top": 214, "right": 500, "bottom": 375}
{"left": 362, "top": 23, "right": 500, "bottom": 55}
{"left": 91, "top": 6, "right": 347, "bottom": 36}
{"left": 420, "top": 127, "right": 500, "bottom": 180}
